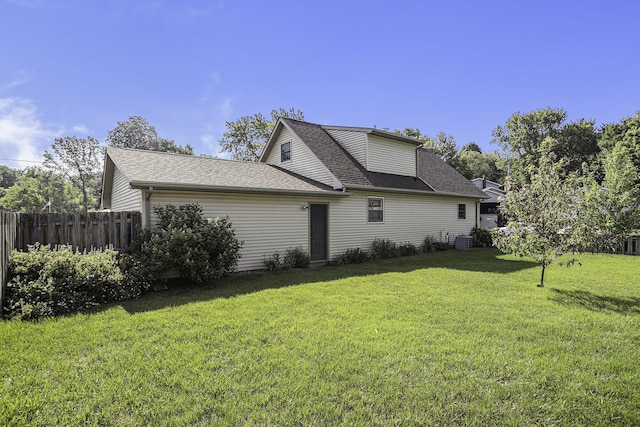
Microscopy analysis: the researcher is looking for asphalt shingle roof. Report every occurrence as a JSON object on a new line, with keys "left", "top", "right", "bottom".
{"left": 282, "top": 119, "right": 483, "bottom": 198}
{"left": 416, "top": 149, "right": 486, "bottom": 197}
{"left": 106, "top": 147, "right": 336, "bottom": 195}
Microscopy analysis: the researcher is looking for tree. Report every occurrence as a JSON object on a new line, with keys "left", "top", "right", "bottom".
{"left": 107, "top": 116, "right": 193, "bottom": 154}
{"left": 460, "top": 142, "right": 482, "bottom": 153}
{"left": 491, "top": 107, "right": 567, "bottom": 184}
{"left": 555, "top": 118, "right": 600, "bottom": 175}
{"left": 492, "top": 140, "right": 597, "bottom": 287}
{"left": 43, "top": 136, "right": 102, "bottom": 214}
{"left": 596, "top": 111, "right": 640, "bottom": 237}
{"left": 424, "top": 131, "right": 459, "bottom": 165}
{"left": 0, "top": 167, "right": 85, "bottom": 213}
{"left": 218, "top": 108, "right": 304, "bottom": 161}
{"left": 457, "top": 150, "right": 505, "bottom": 182}
{"left": 0, "top": 176, "right": 45, "bottom": 211}
{"left": 492, "top": 108, "right": 601, "bottom": 185}
{"left": 0, "top": 165, "right": 21, "bottom": 190}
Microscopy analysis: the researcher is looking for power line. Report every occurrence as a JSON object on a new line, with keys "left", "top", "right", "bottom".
{"left": 0, "top": 158, "right": 43, "bottom": 164}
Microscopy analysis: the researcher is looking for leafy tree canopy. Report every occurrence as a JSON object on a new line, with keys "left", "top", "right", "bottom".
{"left": 492, "top": 107, "right": 600, "bottom": 185}
{"left": 43, "top": 136, "right": 102, "bottom": 214}
{"left": 219, "top": 108, "right": 304, "bottom": 161}
{"left": 107, "top": 116, "right": 194, "bottom": 155}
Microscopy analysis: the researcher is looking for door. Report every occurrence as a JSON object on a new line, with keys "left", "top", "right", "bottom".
{"left": 309, "top": 204, "right": 328, "bottom": 261}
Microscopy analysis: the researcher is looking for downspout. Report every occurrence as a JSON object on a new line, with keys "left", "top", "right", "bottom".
{"left": 144, "top": 186, "right": 154, "bottom": 227}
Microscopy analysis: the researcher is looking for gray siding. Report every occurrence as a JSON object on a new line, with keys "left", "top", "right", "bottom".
{"left": 110, "top": 167, "right": 142, "bottom": 211}
{"left": 150, "top": 190, "right": 314, "bottom": 272}
{"left": 329, "top": 190, "right": 476, "bottom": 258}
{"left": 150, "top": 189, "right": 477, "bottom": 271}
{"left": 367, "top": 135, "right": 416, "bottom": 176}
{"left": 325, "top": 129, "right": 367, "bottom": 168}
{"left": 265, "top": 126, "right": 340, "bottom": 189}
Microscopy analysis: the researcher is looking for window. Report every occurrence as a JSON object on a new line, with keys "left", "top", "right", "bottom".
{"left": 368, "top": 197, "right": 384, "bottom": 223}
{"left": 458, "top": 203, "right": 466, "bottom": 220}
{"left": 280, "top": 142, "right": 291, "bottom": 162}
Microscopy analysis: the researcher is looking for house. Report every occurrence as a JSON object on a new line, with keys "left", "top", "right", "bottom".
{"left": 102, "top": 118, "right": 486, "bottom": 271}
{"left": 471, "top": 177, "right": 505, "bottom": 229}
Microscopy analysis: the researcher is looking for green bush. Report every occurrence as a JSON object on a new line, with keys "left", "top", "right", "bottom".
{"left": 371, "top": 238, "right": 400, "bottom": 260}
{"left": 397, "top": 242, "right": 418, "bottom": 256}
{"left": 334, "top": 248, "right": 370, "bottom": 265}
{"left": 263, "top": 252, "right": 282, "bottom": 271}
{"left": 137, "top": 204, "right": 243, "bottom": 285}
{"left": 3, "top": 244, "right": 143, "bottom": 320}
{"left": 283, "top": 247, "right": 310, "bottom": 269}
{"left": 471, "top": 226, "right": 493, "bottom": 247}
{"left": 433, "top": 241, "right": 451, "bottom": 251}
{"left": 422, "top": 236, "right": 436, "bottom": 253}
{"left": 264, "top": 247, "right": 310, "bottom": 271}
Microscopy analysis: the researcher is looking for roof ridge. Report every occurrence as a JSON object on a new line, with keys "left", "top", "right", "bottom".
{"left": 107, "top": 146, "right": 269, "bottom": 166}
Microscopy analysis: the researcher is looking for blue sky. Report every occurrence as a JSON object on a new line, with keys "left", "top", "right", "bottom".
{"left": 1, "top": 0, "right": 639, "bottom": 168}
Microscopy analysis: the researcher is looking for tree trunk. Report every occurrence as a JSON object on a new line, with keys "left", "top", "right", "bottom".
{"left": 538, "top": 264, "right": 546, "bottom": 288}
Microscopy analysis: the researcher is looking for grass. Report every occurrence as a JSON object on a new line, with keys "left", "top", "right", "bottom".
{"left": 1, "top": 248, "right": 639, "bottom": 426}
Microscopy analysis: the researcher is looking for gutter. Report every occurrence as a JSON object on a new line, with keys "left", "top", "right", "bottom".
{"left": 129, "top": 181, "right": 352, "bottom": 198}
{"left": 345, "top": 183, "right": 488, "bottom": 200}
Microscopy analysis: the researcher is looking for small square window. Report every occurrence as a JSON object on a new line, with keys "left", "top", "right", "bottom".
{"left": 458, "top": 203, "right": 466, "bottom": 220}
{"left": 368, "top": 197, "right": 384, "bottom": 223}
{"left": 281, "top": 142, "right": 291, "bottom": 162}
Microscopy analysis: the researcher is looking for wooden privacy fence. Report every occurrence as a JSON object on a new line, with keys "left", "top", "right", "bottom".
{"left": 13, "top": 211, "right": 142, "bottom": 252}
{"left": 1, "top": 210, "right": 18, "bottom": 306}
{"left": 1, "top": 210, "right": 141, "bottom": 304}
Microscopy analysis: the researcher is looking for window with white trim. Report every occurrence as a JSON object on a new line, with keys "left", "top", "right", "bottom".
{"left": 368, "top": 197, "right": 384, "bottom": 223}
{"left": 280, "top": 142, "right": 291, "bottom": 162}
{"left": 458, "top": 203, "right": 466, "bottom": 220}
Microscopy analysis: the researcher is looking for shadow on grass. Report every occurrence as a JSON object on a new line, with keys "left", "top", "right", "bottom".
{"left": 118, "top": 248, "right": 538, "bottom": 315}
{"left": 549, "top": 289, "right": 640, "bottom": 315}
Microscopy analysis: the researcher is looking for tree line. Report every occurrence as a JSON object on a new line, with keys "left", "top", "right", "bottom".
{"left": 0, "top": 116, "right": 193, "bottom": 213}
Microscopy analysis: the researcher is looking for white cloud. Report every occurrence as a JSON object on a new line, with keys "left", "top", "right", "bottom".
{"left": 1, "top": 0, "right": 43, "bottom": 8}
{"left": 0, "top": 97, "right": 61, "bottom": 169}
{"left": 73, "top": 124, "right": 90, "bottom": 134}
{"left": 217, "top": 96, "right": 233, "bottom": 120}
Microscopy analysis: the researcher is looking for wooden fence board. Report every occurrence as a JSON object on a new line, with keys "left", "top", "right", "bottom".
{"left": 1, "top": 210, "right": 18, "bottom": 307}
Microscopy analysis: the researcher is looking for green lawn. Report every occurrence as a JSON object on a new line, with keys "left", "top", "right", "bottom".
{"left": 1, "top": 249, "right": 639, "bottom": 426}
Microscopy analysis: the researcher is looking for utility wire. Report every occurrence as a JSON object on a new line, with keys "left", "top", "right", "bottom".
{"left": 0, "top": 158, "right": 43, "bottom": 164}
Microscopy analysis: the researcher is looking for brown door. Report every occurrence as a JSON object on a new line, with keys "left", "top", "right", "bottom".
{"left": 309, "top": 204, "right": 328, "bottom": 261}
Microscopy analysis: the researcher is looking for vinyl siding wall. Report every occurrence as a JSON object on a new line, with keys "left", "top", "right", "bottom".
{"left": 110, "top": 167, "right": 142, "bottom": 211}
{"left": 149, "top": 190, "right": 325, "bottom": 271}
{"left": 265, "top": 126, "right": 339, "bottom": 189}
{"left": 148, "top": 189, "right": 477, "bottom": 271}
{"left": 325, "top": 129, "right": 368, "bottom": 168}
{"left": 328, "top": 190, "right": 476, "bottom": 257}
{"left": 367, "top": 135, "right": 416, "bottom": 176}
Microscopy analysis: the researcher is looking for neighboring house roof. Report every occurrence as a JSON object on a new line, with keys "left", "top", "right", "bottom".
{"left": 102, "top": 147, "right": 343, "bottom": 199}
{"left": 471, "top": 177, "right": 503, "bottom": 191}
{"left": 276, "top": 119, "right": 484, "bottom": 198}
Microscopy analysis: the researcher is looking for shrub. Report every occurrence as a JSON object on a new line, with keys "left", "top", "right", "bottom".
{"left": 283, "top": 247, "right": 310, "bottom": 269}
{"left": 263, "top": 252, "right": 283, "bottom": 271}
{"left": 422, "top": 236, "right": 437, "bottom": 253}
{"left": 397, "top": 242, "right": 418, "bottom": 256}
{"left": 3, "top": 244, "right": 142, "bottom": 320}
{"left": 264, "top": 247, "right": 310, "bottom": 271}
{"left": 334, "top": 248, "right": 369, "bottom": 265}
{"left": 371, "top": 238, "right": 399, "bottom": 260}
{"left": 471, "top": 226, "right": 493, "bottom": 247}
{"left": 137, "top": 204, "right": 243, "bottom": 285}
{"left": 433, "top": 241, "right": 451, "bottom": 251}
